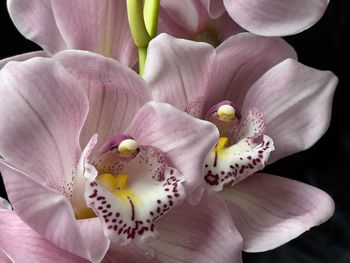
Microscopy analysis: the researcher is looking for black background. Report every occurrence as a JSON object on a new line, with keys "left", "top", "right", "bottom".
{"left": 0, "top": 1, "right": 348, "bottom": 262}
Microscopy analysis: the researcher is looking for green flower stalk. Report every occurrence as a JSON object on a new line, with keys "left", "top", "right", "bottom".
{"left": 127, "top": 0, "right": 160, "bottom": 76}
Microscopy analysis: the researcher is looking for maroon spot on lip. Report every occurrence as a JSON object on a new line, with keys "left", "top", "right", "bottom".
{"left": 204, "top": 170, "right": 219, "bottom": 186}
{"left": 89, "top": 189, "right": 98, "bottom": 198}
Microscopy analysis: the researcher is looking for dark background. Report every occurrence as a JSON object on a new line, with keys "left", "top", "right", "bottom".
{"left": 0, "top": 1, "right": 348, "bottom": 262}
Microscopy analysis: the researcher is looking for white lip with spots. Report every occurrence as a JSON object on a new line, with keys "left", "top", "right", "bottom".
{"left": 85, "top": 146, "right": 185, "bottom": 245}
{"left": 204, "top": 108, "right": 274, "bottom": 191}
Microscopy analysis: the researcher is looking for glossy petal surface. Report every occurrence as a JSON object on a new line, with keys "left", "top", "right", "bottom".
{"left": 55, "top": 50, "right": 150, "bottom": 149}
{"left": 242, "top": 59, "right": 338, "bottom": 162}
{"left": 220, "top": 173, "right": 335, "bottom": 252}
{"left": 0, "top": 210, "right": 89, "bottom": 263}
{"left": 223, "top": 0, "right": 329, "bottom": 36}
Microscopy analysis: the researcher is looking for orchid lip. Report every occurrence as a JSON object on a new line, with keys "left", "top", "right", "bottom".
{"left": 85, "top": 145, "right": 185, "bottom": 244}
{"left": 204, "top": 108, "right": 274, "bottom": 191}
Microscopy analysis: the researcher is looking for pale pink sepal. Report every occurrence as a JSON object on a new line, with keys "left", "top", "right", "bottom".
{"left": 242, "top": 58, "right": 338, "bottom": 163}
{"left": 145, "top": 34, "right": 215, "bottom": 117}
{"left": 0, "top": 51, "right": 49, "bottom": 70}
{"left": 150, "top": 190, "right": 243, "bottom": 262}
{"left": 0, "top": 57, "right": 88, "bottom": 190}
{"left": 220, "top": 173, "right": 335, "bottom": 252}
{"left": 199, "top": 0, "right": 226, "bottom": 18}
{"left": 0, "top": 249, "right": 14, "bottom": 263}
{"left": 7, "top": 0, "right": 136, "bottom": 66}
{"left": 55, "top": 50, "right": 151, "bottom": 149}
{"left": 7, "top": 0, "right": 67, "bottom": 53}
{"left": 223, "top": 0, "right": 330, "bottom": 36}
{"left": 0, "top": 197, "right": 11, "bottom": 210}
{"left": 0, "top": 210, "right": 90, "bottom": 263}
{"left": 208, "top": 33, "right": 297, "bottom": 111}
{"left": 0, "top": 161, "right": 109, "bottom": 263}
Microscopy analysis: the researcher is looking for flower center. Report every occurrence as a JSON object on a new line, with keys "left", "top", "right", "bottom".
{"left": 193, "top": 19, "right": 222, "bottom": 47}
{"left": 117, "top": 139, "right": 139, "bottom": 157}
{"left": 203, "top": 108, "right": 274, "bottom": 191}
{"left": 96, "top": 173, "right": 140, "bottom": 205}
{"left": 217, "top": 104, "right": 236, "bottom": 122}
{"left": 84, "top": 143, "right": 185, "bottom": 244}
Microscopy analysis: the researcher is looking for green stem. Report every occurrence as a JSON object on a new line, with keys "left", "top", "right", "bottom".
{"left": 143, "top": 0, "right": 160, "bottom": 38}
{"left": 126, "top": 0, "right": 160, "bottom": 76}
{"left": 126, "top": 0, "right": 150, "bottom": 48}
{"left": 138, "top": 46, "right": 147, "bottom": 76}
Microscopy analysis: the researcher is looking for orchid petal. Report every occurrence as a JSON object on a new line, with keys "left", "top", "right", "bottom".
{"left": 0, "top": 210, "right": 89, "bottom": 263}
{"left": 199, "top": 0, "right": 226, "bottom": 18}
{"left": 0, "top": 57, "right": 88, "bottom": 191}
{"left": 223, "top": 0, "right": 329, "bottom": 36}
{"left": 0, "top": 197, "right": 11, "bottom": 210}
{"left": 125, "top": 102, "right": 219, "bottom": 195}
{"left": 220, "top": 173, "right": 335, "bottom": 252}
{"left": 7, "top": 0, "right": 68, "bottom": 53}
{"left": 0, "top": 249, "right": 14, "bottom": 263}
{"left": 85, "top": 146, "right": 185, "bottom": 245}
{"left": 50, "top": 0, "right": 136, "bottom": 65}
{"left": 102, "top": 243, "right": 150, "bottom": 263}
{"left": 207, "top": 33, "right": 297, "bottom": 111}
{"left": 215, "top": 13, "right": 244, "bottom": 41}
{"left": 55, "top": 50, "right": 150, "bottom": 149}
{"left": 8, "top": 0, "right": 136, "bottom": 65}
{"left": 145, "top": 34, "right": 215, "bottom": 118}
{"left": 160, "top": 0, "right": 200, "bottom": 33}
{"left": 242, "top": 59, "right": 338, "bottom": 163}
{"left": 0, "top": 51, "right": 49, "bottom": 70}
{"left": 150, "top": 191, "right": 243, "bottom": 262}
{"left": 0, "top": 161, "right": 109, "bottom": 262}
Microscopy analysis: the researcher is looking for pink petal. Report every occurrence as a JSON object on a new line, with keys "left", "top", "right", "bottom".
{"left": 215, "top": 12, "right": 244, "bottom": 41}
{"left": 223, "top": 0, "right": 329, "bottom": 36}
{"left": 149, "top": 191, "right": 242, "bottom": 262}
{"left": 160, "top": 0, "right": 201, "bottom": 34}
{"left": 0, "top": 161, "right": 109, "bottom": 262}
{"left": 7, "top": 0, "right": 68, "bottom": 53}
{"left": 0, "top": 210, "right": 90, "bottom": 263}
{"left": 207, "top": 33, "right": 297, "bottom": 112}
{"left": 145, "top": 34, "right": 215, "bottom": 117}
{"left": 199, "top": 0, "right": 226, "bottom": 18}
{"left": 55, "top": 50, "right": 151, "bottom": 149}
{"left": 51, "top": 0, "right": 136, "bottom": 66}
{"left": 242, "top": 59, "right": 338, "bottom": 163}
{"left": 220, "top": 173, "right": 335, "bottom": 252}
{"left": 0, "top": 57, "right": 88, "bottom": 190}
{"left": 125, "top": 102, "right": 219, "bottom": 195}
{"left": 0, "top": 51, "right": 49, "bottom": 70}
{"left": 102, "top": 244, "right": 149, "bottom": 263}
{"left": 0, "top": 249, "right": 14, "bottom": 263}
{"left": 0, "top": 197, "right": 11, "bottom": 210}
{"left": 8, "top": 0, "right": 136, "bottom": 66}
{"left": 104, "top": 191, "right": 243, "bottom": 262}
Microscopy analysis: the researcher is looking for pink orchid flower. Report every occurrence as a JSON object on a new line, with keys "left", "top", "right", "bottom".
{"left": 143, "top": 33, "right": 337, "bottom": 252}
{"left": 160, "top": 0, "right": 330, "bottom": 38}
{"left": 6, "top": 0, "right": 136, "bottom": 66}
{"left": 0, "top": 52, "right": 247, "bottom": 262}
